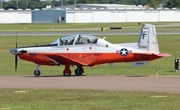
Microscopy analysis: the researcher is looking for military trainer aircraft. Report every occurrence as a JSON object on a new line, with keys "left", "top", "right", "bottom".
{"left": 10, "top": 24, "right": 170, "bottom": 76}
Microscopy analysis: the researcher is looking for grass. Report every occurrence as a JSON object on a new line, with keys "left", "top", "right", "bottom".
{"left": 0, "top": 34, "right": 179, "bottom": 76}
{"left": 0, "top": 22, "right": 179, "bottom": 32}
{"left": 0, "top": 88, "right": 180, "bottom": 110}
{"left": 0, "top": 23, "right": 140, "bottom": 31}
{"left": 0, "top": 23, "right": 180, "bottom": 110}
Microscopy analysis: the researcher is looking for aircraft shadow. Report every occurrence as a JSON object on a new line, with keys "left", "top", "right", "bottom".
{"left": 22, "top": 75, "right": 86, "bottom": 78}
{"left": 167, "top": 70, "right": 178, "bottom": 72}
{"left": 126, "top": 75, "right": 150, "bottom": 77}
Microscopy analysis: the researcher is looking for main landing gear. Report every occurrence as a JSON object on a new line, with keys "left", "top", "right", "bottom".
{"left": 75, "top": 66, "right": 84, "bottom": 76}
{"left": 33, "top": 64, "right": 84, "bottom": 76}
{"left": 63, "top": 65, "right": 84, "bottom": 76}
{"left": 63, "top": 65, "right": 71, "bottom": 76}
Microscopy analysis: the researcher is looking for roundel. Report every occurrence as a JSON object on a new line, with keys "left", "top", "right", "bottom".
{"left": 120, "top": 48, "right": 128, "bottom": 56}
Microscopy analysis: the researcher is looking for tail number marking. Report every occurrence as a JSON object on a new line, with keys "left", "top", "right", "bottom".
{"left": 139, "top": 45, "right": 148, "bottom": 49}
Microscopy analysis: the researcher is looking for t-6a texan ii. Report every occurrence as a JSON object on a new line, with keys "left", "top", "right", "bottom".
{"left": 10, "top": 24, "right": 170, "bottom": 76}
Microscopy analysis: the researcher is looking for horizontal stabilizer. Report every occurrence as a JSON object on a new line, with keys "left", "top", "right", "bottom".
{"left": 154, "top": 53, "right": 171, "bottom": 57}
{"left": 132, "top": 61, "right": 148, "bottom": 67}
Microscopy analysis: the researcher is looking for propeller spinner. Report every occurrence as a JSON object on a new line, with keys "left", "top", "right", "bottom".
{"left": 10, "top": 47, "right": 27, "bottom": 71}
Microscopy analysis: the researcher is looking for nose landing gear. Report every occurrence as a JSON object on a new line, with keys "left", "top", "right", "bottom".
{"left": 34, "top": 65, "right": 41, "bottom": 76}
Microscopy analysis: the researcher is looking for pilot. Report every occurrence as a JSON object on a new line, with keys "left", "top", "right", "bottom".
{"left": 65, "top": 39, "right": 70, "bottom": 45}
{"left": 77, "top": 35, "right": 84, "bottom": 44}
{"left": 69, "top": 38, "right": 74, "bottom": 45}
{"left": 87, "top": 38, "right": 92, "bottom": 44}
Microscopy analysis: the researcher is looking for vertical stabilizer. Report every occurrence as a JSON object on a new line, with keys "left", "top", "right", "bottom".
{"left": 138, "top": 24, "right": 159, "bottom": 53}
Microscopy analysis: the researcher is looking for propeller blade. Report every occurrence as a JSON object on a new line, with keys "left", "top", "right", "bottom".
{"left": 15, "top": 32, "right": 18, "bottom": 71}
{"left": 15, "top": 55, "right": 18, "bottom": 71}
{"left": 16, "top": 42, "right": 17, "bottom": 48}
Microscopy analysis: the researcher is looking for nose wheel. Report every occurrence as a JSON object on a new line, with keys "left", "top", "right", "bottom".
{"left": 34, "top": 70, "right": 41, "bottom": 76}
{"left": 34, "top": 65, "right": 41, "bottom": 76}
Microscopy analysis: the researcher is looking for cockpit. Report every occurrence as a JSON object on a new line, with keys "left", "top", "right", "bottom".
{"left": 50, "top": 34, "right": 99, "bottom": 46}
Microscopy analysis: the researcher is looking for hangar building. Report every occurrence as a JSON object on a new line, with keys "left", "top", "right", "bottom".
{"left": 0, "top": 9, "right": 31, "bottom": 23}
{"left": 0, "top": 4, "right": 180, "bottom": 23}
{"left": 32, "top": 4, "right": 180, "bottom": 23}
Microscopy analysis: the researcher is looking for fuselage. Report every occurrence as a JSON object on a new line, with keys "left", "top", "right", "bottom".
{"left": 17, "top": 44, "right": 161, "bottom": 66}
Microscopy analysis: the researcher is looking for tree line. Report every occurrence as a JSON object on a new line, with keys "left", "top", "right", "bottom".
{"left": 1, "top": 0, "right": 180, "bottom": 10}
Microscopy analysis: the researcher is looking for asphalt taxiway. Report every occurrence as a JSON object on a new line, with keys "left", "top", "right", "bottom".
{"left": 0, "top": 75, "right": 180, "bottom": 93}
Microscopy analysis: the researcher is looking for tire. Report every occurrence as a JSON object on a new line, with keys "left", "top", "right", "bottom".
{"left": 63, "top": 70, "right": 71, "bottom": 76}
{"left": 75, "top": 68, "right": 83, "bottom": 76}
{"left": 34, "top": 70, "right": 41, "bottom": 76}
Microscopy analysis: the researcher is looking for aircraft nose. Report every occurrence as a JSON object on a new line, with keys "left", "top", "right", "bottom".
{"left": 10, "top": 48, "right": 18, "bottom": 55}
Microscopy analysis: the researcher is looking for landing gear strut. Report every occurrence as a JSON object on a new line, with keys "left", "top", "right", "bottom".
{"left": 34, "top": 65, "right": 41, "bottom": 76}
{"left": 75, "top": 66, "right": 84, "bottom": 76}
{"left": 63, "top": 65, "right": 84, "bottom": 76}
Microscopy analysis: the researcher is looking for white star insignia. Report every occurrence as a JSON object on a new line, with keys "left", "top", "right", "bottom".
{"left": 120, "top": 48, "right": 128, "bottom": 56}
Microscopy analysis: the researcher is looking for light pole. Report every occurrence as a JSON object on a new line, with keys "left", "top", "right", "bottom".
{"left": 61, "top": 0, "right": 63, "bottom": 6}
{"left": 0, "top": 0, "right": 3, "bottom": 9}
{"left": 16, "top": 0, "right": 18, "bottom": 9}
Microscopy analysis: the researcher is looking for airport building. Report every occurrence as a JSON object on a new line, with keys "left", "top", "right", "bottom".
{"left": 0, "top": 4, "right": 180, "bottom": 23}
{"left": 0, "top": 9, "right": 31, "bottom": 23}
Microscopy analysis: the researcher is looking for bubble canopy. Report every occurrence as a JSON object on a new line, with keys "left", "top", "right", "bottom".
{"left": 50, "top": 34, "right": 99, "bottom": 46}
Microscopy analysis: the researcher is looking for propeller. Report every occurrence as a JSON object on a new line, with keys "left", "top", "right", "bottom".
{"left": 15, "top": 32, "right": 18, "bottom": 71}
{"left": 13, "top": 33, "right": 28, "bottom": 71}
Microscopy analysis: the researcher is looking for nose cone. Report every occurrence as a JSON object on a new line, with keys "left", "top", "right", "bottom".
{"left": 10, "top": 48, "right": 18, "bottom": 55}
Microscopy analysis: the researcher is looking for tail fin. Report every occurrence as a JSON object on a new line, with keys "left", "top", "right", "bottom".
{"left": 138, "top": 24, "right": 159, "bottom": 53}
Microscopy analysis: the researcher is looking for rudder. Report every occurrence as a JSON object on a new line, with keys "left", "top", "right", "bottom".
{"left": 138, "top": 24, "right": 159, "bottom": 53}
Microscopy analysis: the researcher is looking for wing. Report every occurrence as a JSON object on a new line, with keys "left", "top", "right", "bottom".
{"left": 43, "top": 53, "right": 91, "bottom": 66}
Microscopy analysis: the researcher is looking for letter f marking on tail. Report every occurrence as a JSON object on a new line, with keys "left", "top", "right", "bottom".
{"left": 142, "top": 33, "right": 146, "bottom": 39}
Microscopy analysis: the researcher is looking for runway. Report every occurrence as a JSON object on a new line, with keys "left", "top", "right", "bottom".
{"left": 0, "top": 75, "right": 180, "bottom": 93}
{"left": 0, "top": 31, "right": 180, "bottom": 36}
